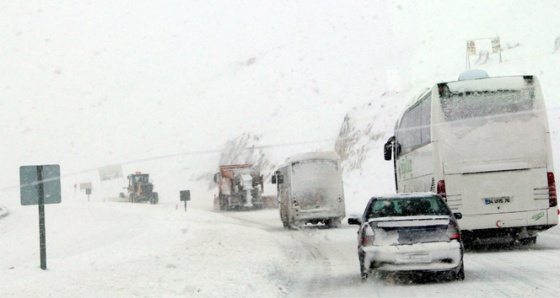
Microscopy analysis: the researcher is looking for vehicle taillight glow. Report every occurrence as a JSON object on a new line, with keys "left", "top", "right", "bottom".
{"left": 548, "top": 172, "right": 557, "bottom": 207}
{"left": 437, "top": 180, "right": 447, "bottom": 200}
{"left": 361, "top": 226, "right": 374, "bottom": 246}
{"left": 447, "top": 220, "right": 461, "bottom": 241}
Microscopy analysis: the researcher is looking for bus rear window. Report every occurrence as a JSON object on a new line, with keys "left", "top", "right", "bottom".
{"left": 440, "top": 89, "right": 534, "bottom": 122}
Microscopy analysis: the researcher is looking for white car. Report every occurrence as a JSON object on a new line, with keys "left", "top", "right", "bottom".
{"left": 348, "top": 193, "right": 465, "bottom": 281}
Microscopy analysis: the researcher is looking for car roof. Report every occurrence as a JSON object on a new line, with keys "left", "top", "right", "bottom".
{"left": 369, "top": 193, "right": 440, "bottom": 200}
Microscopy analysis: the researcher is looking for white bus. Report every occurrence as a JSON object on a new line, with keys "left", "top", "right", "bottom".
{"left": 384, "top": 71, "right": 557, "bottom": 245}
{"left": 271, "top": 151, "right": 346, "bottom": 229}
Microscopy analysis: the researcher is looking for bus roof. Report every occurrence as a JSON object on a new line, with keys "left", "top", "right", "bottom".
{"left": 283, "top": 151, "right": 340, "bottom": 165}
{"left": 402, "top": 75, "right": 537, "bottom": 112}
{"left": 438, "top": 75, "right": 535, "bottom": 96}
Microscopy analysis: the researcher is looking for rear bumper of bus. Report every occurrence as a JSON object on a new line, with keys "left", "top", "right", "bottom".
{"left": 293, "top": 207, "right": 346, "bottom": 222}
{"left": 458, "top": 207, "right": 558, "bottom": 241}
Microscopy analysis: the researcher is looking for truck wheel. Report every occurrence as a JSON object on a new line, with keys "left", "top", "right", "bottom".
{"left": 213, "top": 197, "right": 220, "bottom": 211}
{"left": 219, "top": 196, "right": 227, "bottom": 211}
{"left": 150, "top": 193, "right": 159, "bottom": 204}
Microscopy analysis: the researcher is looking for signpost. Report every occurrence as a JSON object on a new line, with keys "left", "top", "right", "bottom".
{"left": 85, "top": 188, "right": 92, "bottom": 201}
{"left": 79, "top": 182, "right": 92, "bottom": 201}
{"left": 465, "top": 36, "right": 502, "bottom": 69}
{"left": 20, "top": 164, "right": 61, "bottom": 270}
{"left": 180, "top": 190, "right": 191, "bottom": 211}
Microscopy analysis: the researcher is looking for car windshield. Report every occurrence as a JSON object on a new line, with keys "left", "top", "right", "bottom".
{"left": 367, "top": 197, "right": 451, "bottom": 219}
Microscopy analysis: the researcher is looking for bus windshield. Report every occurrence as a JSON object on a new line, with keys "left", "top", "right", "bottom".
{"left": 437, "top": 77, "right": 546, "bottom": 173}
{"left": 441, "top": 88, "right": 534, "bottom": 123}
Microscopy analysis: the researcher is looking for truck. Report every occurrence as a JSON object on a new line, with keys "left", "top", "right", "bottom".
{"left": 119, "top": 172, "right": 159, "bottom": 204}
{"left": 271, "top": 151, "right": 346, "bottom": 229}
{"left": 213, "top": 164, "right": 264, "bottom": 211}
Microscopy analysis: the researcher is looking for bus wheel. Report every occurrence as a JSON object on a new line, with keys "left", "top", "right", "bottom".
{"left": 520, "top": 236, "right": 537, "bottom": 245}
{"left": 289, "top": 221, "right": 303, "bottom": 230}
{"left": 326, "top": 218, "right": 341, "bottom": 228}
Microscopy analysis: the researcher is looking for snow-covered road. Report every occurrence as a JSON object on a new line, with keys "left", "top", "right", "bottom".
{"left": 2, "top": 199, "right": 560, "bottom": 297}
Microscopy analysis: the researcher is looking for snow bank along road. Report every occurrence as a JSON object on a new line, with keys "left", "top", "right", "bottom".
{"left": 2, "top": 200, "right": 560, "bottom": 297}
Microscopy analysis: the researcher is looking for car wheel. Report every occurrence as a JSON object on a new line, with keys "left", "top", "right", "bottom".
{"left": 360, "top": 271, "right": 369, "bottom": 281}
{"left": 453, "top": 262, "right": 465, "bottom": 281}
{"left": 359, "top": 254, "right": 370, "bottom": 281}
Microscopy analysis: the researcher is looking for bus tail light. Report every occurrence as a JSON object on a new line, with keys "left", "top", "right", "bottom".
{"left": 548, "top": 172, "right": 557, "bottom": 207}
{"left": 437, "top": 180, "right": 447, "bottom": 200}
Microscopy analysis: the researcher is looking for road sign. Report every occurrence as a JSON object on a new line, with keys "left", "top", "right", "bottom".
{"left": 79, "top": 182, "right": 92, "bottom": 190}
{"left": 20, "top": 165, "right": 61, "bottom": 206}
{"left": 180, "top": 190, "right": 191, "bottom": 212}
{"left": 19, "top": 164, "right": 61, "bottom": 270}
{"left": 180, "top": 190, "right": 191, "bottom": 201}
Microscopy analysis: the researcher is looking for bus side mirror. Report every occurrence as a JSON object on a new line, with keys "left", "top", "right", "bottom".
{"left": 453, "top": 212, "right": 463, "bottom": 220}
{"left": 384, "top": 136, "right": 395, "bottom": 161}
{"left": 384, "top": 142, "right": 392, "bottom": 160}
{"left": 272, "top": 171, "right": 283, "bottom": 184}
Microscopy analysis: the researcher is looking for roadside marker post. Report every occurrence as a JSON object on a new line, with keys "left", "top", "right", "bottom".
{"left": 20, "top": 165, "right": 61, "bottom": 270}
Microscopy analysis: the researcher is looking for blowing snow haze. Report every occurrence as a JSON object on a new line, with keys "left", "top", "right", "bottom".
{"left": 3, "top": 1, "right": 560, "bottom": 297}
{"left": 1, "top": 1, "right": 560, "bottom": 206}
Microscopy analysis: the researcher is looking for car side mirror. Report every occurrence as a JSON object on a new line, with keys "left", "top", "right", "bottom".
{"left": 453, "top": 212, "right": 462, "bottom": 220}
{"left": 348, "top": 218, "right": 362, "bottom": 225}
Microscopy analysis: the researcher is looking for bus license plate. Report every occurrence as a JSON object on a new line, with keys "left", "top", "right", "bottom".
{"left": 484, "top": 197, "right": 512, "bottom": 205}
